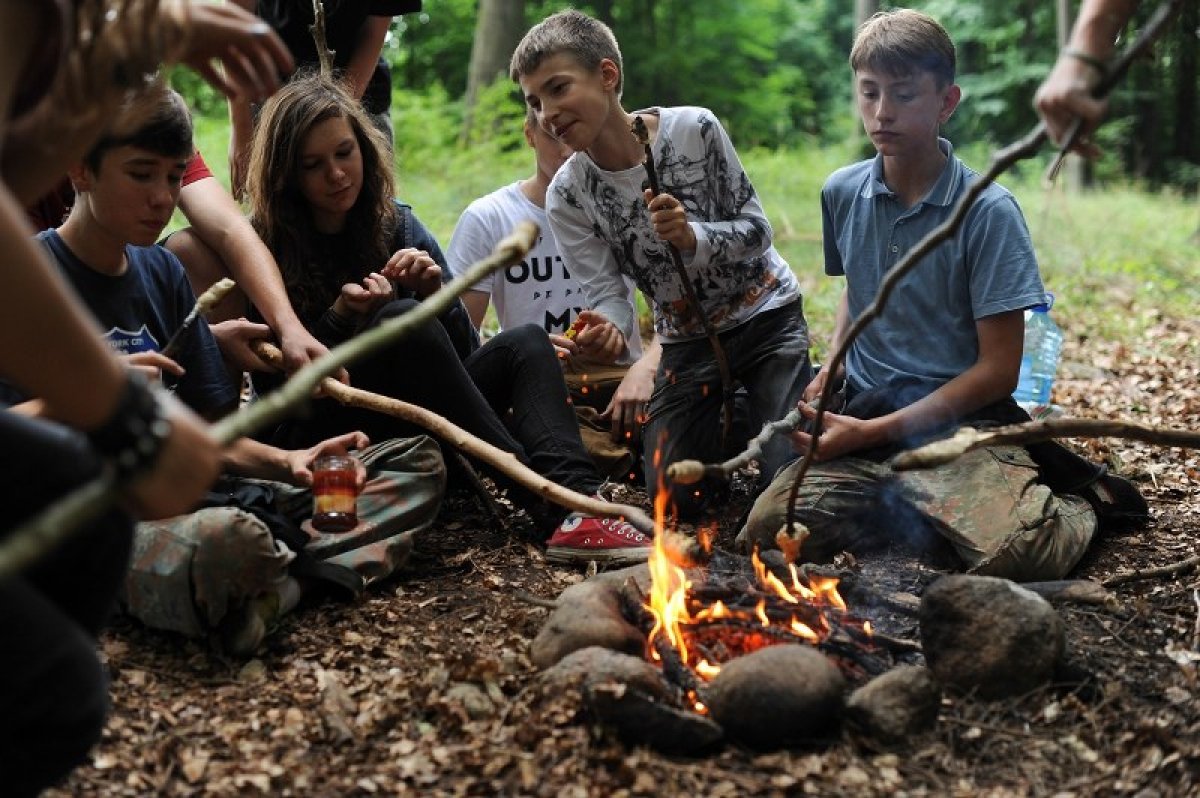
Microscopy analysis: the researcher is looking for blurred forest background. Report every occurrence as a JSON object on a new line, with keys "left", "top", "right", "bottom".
{"left": 171, "top": 0, "right": 1198, "bottom": 350}
{"left": 174, "top": 0, "right": 1199, "bottom": 189}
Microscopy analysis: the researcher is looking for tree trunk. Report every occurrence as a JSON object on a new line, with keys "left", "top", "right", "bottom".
{"left": 854, "top": 0, "right": 879, "bottom": 30}
{"left": 462, "top": 0, "right": 526, "bottom": 144}
{"left": 1173, "top": 0, "right": 1197, "bottom": 195}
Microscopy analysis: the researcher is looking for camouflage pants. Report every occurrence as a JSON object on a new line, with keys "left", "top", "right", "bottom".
{"left": 122, "top": 436, "right": 445, "bottom": 637}
{"left": 736, "top": 445, "right": 1097, "bottom": 582}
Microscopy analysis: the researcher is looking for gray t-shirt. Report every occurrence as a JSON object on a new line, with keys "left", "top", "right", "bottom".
{"left": 821, "top": 139, "right": 1046, "bottom": 393}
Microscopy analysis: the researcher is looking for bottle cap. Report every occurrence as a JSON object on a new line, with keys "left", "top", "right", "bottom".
{"left": 1031, "top": 292, "right": 1055, "bottom": 313}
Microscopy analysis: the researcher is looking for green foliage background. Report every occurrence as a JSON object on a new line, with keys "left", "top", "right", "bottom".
{"left": 176, "top": 0, "right": 1198, "bottom": 347}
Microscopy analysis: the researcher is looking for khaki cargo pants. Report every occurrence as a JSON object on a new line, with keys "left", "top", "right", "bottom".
{"left": 736, "top": 444, "right": 1097, "bottom": 582}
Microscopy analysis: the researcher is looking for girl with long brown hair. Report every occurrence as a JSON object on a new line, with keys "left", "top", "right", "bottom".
{"left": 244, "top": 73, "right": 650, "bottom": 564}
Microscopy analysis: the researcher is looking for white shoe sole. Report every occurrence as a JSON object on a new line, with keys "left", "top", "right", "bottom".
{"left": 545, "top": 545, "right": 651, "bottom": 566}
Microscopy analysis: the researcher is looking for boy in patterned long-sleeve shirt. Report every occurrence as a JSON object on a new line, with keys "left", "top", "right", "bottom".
{"left": 511, "top": 9, "right": 813, "bottom": 518}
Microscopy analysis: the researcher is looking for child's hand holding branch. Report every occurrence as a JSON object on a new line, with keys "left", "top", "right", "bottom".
{"left": 644, "top": 189, "right": 696, "bottom": 253}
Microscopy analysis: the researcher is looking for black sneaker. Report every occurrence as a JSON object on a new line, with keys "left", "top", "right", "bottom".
{"left": 1074, "top": 468, "right": 1149, "bottom": 532}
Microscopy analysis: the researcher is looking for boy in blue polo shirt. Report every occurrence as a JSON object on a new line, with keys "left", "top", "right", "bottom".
{"left": 738, "top": 9, "right": 1146, "bottom": 579}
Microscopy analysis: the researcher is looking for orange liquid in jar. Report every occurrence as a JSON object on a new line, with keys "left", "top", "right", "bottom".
{"left": 312, "top": 458, "right": 358, "bottom": 532}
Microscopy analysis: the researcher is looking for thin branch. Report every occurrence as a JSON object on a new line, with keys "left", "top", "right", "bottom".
{"left": 252, "top": 342, "right": 656, "bottom": 535}
{"left": 631, "top": 115, "right": 735, "bottom": 449}
{"left": 0, "top": 223, "right": 539, "bottom": 581}
{"left": 160, "top": 278, "right": 236, "bottom": 359}
{"left": 892, "top": 418, "right": 1200, "bottom": 472}
{"left": 1102, "top": 555, "right": 1200, "bottom": 588}
{"left": 310, "top": 0, "right": 335, "bottom": 78}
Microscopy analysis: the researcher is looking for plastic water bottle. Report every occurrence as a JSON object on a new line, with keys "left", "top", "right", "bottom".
{"left": 1013, "top": 294, "right": 1063, "bottom": 405}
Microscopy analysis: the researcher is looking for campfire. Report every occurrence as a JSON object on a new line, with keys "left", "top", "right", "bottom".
{"left": 626, "top": 487, "right": 886, "bottom": 716}
{"left": 531, "top": 479, "right": 1075, "bottom": 753}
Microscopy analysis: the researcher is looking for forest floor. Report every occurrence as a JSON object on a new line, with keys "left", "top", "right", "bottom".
{"left": 51, "top": 316, "right": 1200, "bottom": 797}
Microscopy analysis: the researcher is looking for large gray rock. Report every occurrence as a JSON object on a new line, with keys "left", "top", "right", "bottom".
{"left": 702, "top": 645, "right": 845, "bottom": 749}
{"left": 845, "top": 665, "right": 941, "bottom": 748}
{"left": 919, "top": 574, "right": 1065, "bottom": 699}
{"left": 531, "top": 578, "right": 646, "bottom": 669}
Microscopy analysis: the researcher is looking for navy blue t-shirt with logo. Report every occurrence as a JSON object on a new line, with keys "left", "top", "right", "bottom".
{"left": 27, "top": 229, "right": 238, "bottom": 415}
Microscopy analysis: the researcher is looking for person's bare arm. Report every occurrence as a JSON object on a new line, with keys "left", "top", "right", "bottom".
{"left": 461, "top": 290, "right": 492, "bottom": 330}
{"left": 1034, "top": 0, "right": 1139, "bottom": 152}
{"left": 601, "top": 337, "right": 662, "bottom": 443}
{"left": 222, "top": 431, "right": 369, "bottom": 486}
{"left": 343, "top": 16, "right": 393, "bottom": 99}
{"left": 177, "top": 177, "right": 329, "bottom": 372}
{"left": 792, "top": 311, "right": 1024, "bottom": 462}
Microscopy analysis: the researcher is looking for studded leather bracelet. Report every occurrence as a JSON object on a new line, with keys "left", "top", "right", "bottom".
{"left": 86, "top": 371, "right": 173, "bottom": 481}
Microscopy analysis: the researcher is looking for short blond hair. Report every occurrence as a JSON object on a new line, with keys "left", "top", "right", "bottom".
{"left": 851, "top": 9, "right": 956, "bottom": 87}
{"left": 510, "top": 9, "right": 624, "bottom": 98}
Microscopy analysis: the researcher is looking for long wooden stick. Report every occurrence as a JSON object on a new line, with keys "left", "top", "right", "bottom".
{"left": 1102, "top": 554, "right": 1200, "bottom": 588}
{"left": 0, "top": 223, "right": 539, "bottom": 581}
{"left": 663, "top": 0, "right": 1183, "bottom": 523}
{"left": 632, "top": 115, "right": 735, "bottom": 449}
{"left": 252, "top": 342, "right": 656, "bottom": 535}
{"left": 892, "top": 418, "right": 1200, "bottom": 472}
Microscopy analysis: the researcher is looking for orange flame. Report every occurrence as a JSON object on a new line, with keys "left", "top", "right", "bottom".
{"left": 643, "top": 485, "right": 856, "bottom": 686}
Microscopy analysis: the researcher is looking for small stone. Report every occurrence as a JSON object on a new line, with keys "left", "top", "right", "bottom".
{"left": 444, "top": 682, "right": 495, "bottom": 720}
{"left": 845, "top": 665, "right": 941, "bottom": 748}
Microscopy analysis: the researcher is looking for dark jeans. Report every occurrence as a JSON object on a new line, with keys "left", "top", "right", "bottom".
{"left": 0, "top": 412, "right": 134, "bottom": 797}
{"left": 643, "top": 299, "right": 812, "bottom": 518}
{"left": 272, "top": 300, "right": 600, "bottom": 517}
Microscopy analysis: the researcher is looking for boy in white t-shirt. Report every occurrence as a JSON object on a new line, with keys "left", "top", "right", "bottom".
{"left": 446, "top": 111, "right": 661, "bottom": 474}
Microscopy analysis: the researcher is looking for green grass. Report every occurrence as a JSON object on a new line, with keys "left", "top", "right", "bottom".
{"left": 186, "top": 112, "right": 1198, "bottom": 356}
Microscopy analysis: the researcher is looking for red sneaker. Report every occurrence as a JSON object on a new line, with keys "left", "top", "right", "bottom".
{"left": 545, "top": 514, "right": 652, "bottom": 566}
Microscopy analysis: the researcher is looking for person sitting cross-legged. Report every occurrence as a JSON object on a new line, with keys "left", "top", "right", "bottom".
{"left": 736, "top": 10, "right": 1148, "bottom": 580}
